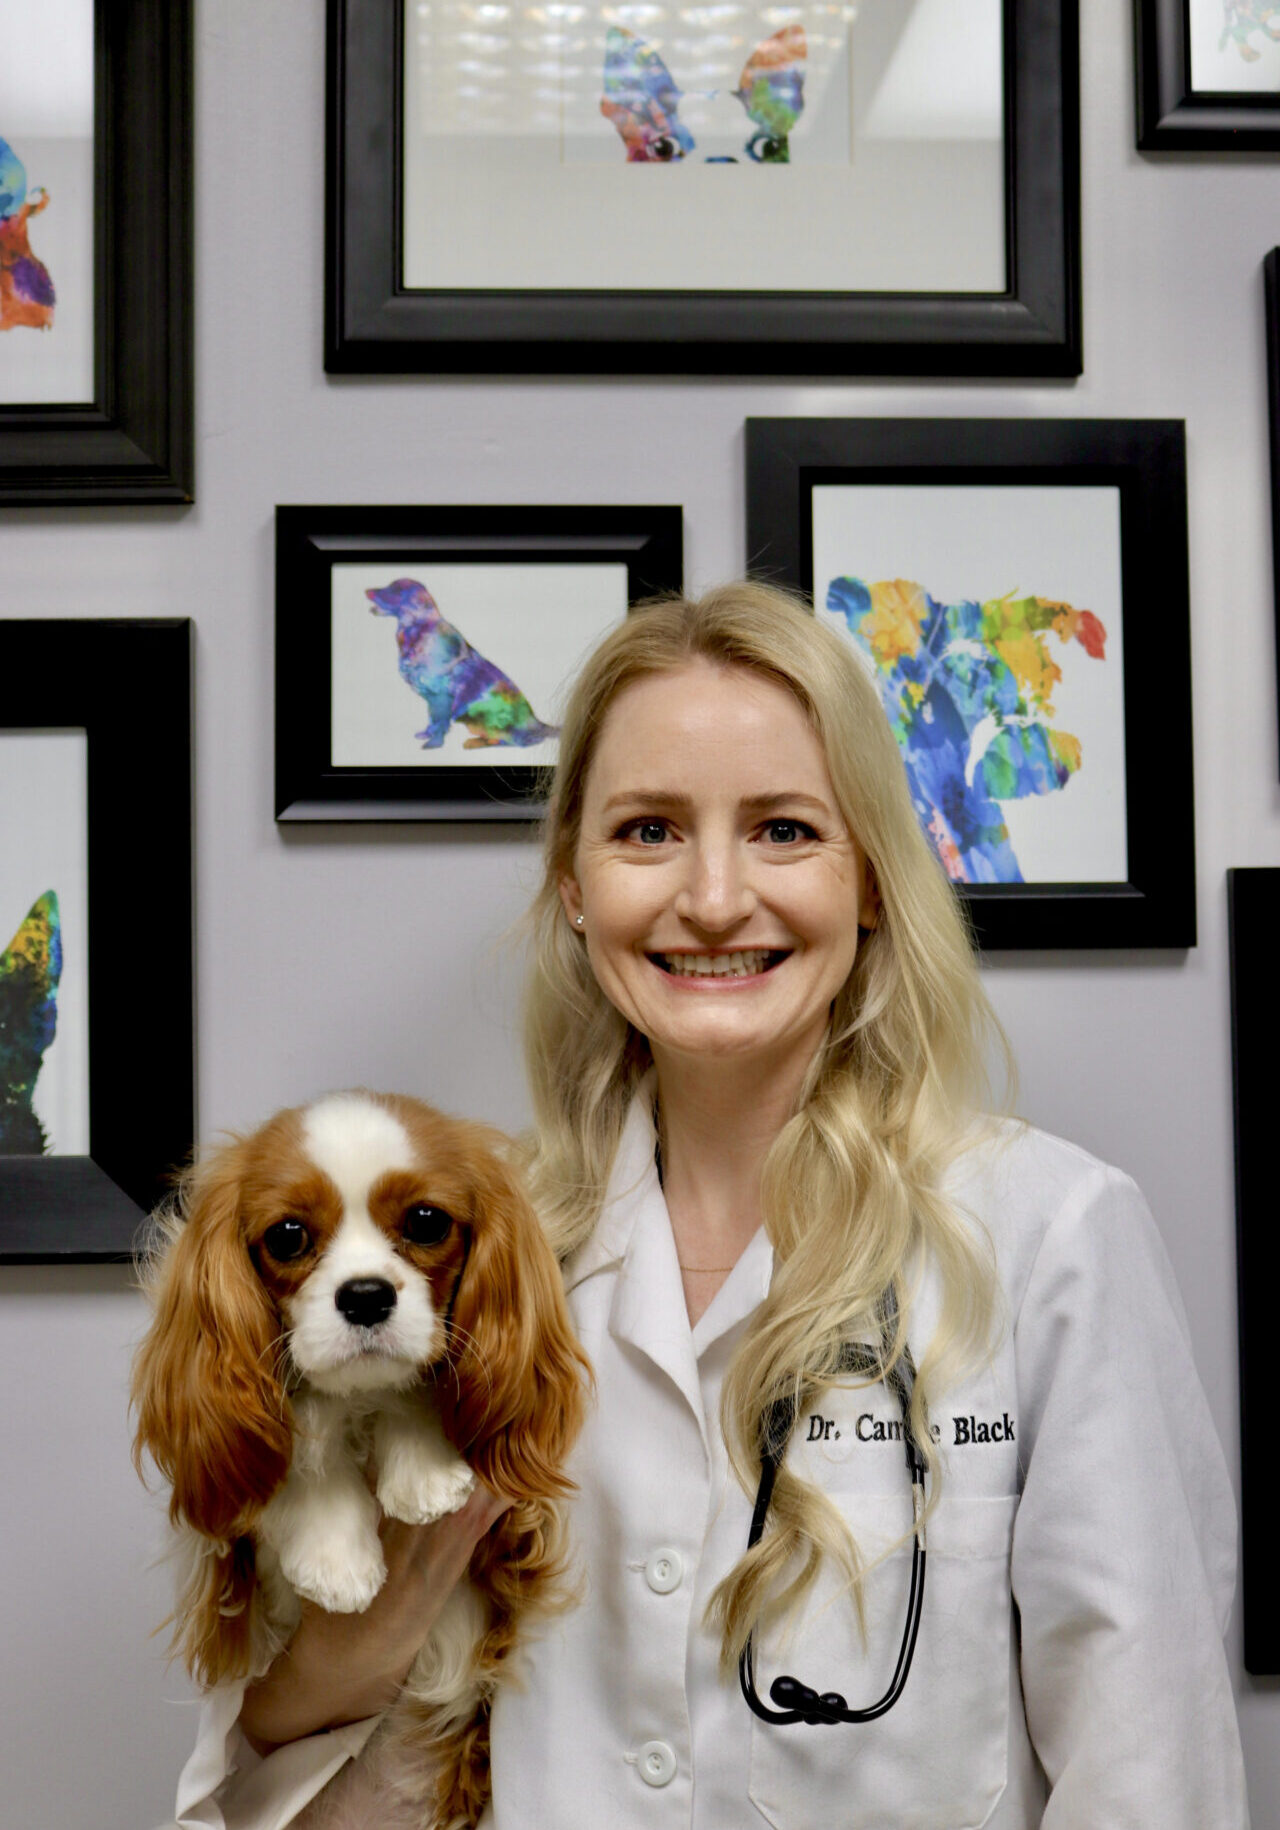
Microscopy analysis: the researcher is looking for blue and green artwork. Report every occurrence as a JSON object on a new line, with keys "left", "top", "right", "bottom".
{"left": 0, "top": 890, "right": 62, "bottom": 1154}
{"left": 828, "top": 575, "right": 1108, "bottom": 885}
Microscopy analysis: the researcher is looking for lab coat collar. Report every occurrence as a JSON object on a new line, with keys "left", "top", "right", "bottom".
{"left": 562, "top": 1091, "right": 774, "bottom": 1444}
{"left": 610, "top": 1154, "right": 710, "bottom": 1441}
{"left": 561, "top": 1092, "right": 659, "bottom": 1295}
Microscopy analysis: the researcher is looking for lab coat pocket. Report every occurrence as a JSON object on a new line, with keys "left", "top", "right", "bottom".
{"left": 748, "top": 1492, "right": 1017, "bottom": 1830}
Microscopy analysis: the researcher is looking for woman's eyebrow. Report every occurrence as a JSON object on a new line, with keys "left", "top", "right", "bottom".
{"left": 739, "top": 792, "right": 832, "bottom": 815}
{"left": 598, "top": 790, "right": 833, "bottom": 815}
{"left": 599, "top": 790, "right": 693, "bottom": 814}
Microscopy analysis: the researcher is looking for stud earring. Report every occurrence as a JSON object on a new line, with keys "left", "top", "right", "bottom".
{"left": 575, "top": 914, "right": 585, "bottom": 929}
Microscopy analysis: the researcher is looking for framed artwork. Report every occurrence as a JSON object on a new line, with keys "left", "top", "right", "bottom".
{"left": 276, "top": 505, "right": 684, "bottom": 820}
{"left": 1227, "top": 867, "right": 1280, "bottom": 1673}
{"left": 1136, "top": 0, "right": 1280, "bottom": 147}
{"left": 1268, "top": 251, "right": 1280, "bottom": 773}
{"left": 0, "top": 0, "right": 193, "bottom": 505}
{"left": 745, "top": 417, "right": 1194, "bottom": 951}
{"left": 0, "top": 620, "right": 194, "bottom": 1263}
{"left": 325, "top": 0, "right": 1081, "bottom": 377}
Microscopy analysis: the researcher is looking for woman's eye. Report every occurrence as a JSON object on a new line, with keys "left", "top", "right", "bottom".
{"left": 262, "top": 1219, "right": 311, "bottom": 1261}
{"left": 618, "top": 817, "right": 669, "bottom": 845}
{"left": 762, "top": 818, "right": 813, "bottom": 844}
{"left": 403, "top": 1203, "right": 454, "bottom": 1246}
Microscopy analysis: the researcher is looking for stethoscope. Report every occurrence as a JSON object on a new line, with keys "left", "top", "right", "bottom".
{"left": 739, "top": 1297, "right": 927, "bottom": 1728}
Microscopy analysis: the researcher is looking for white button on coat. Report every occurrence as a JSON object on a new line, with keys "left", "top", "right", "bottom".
{"left": 644, "top": 1548, "right": 683, "bottom": 1593}
{"left": 637, "top": 1741, "right": 677, "bottom": 1787}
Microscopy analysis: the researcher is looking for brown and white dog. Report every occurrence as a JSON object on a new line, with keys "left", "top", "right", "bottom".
{"left": 132, "top": 1090, "right": 589, "bottom": 1829}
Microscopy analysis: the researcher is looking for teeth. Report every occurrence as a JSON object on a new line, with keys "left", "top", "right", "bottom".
{"left": 661, "top": 950, "right": 774, "bottom": 978}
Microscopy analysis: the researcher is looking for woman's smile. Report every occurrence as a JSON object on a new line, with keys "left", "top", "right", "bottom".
{"left": 560, "top": 658, "right": 879, "bottom": 1080}
{"left": 649, "top": 948, "right": 790, "bottom": 980}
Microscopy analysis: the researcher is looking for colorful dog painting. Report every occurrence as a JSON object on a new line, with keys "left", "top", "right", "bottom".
{"left": 599, "top": 23, "right": 805, "bottom": 163}
{"left": 1218, "top": 0, "right": 1280, "bottom": 60}
{"left": 0, "top": 136, "right": 55, "bottom": 333}
{"left": 367, "top": 579, "right": 560, "bottom": 752}
{"left": 0, "top": 891, "right": 62, "bottom": 1155}
{"left": 827, "top": 575, "right": 1107, "bottom": 885}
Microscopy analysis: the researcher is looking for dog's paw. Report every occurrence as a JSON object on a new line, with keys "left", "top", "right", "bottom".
{"left": 282, "top": 1539, "right": 387, "bottom": 1614}
{"left": 377, "top": 1457, "right": 476, "bottom": 1526}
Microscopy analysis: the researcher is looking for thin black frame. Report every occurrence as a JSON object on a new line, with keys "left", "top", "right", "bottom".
{"left": 325, "top": 0, "right": 1081, "bottom": 378}
{"left": 0, "top": 621, "right": 194, "bottom": 1262}
{"left": 1135, "top": 0, "right": 1280, "bottom": 148}
{"left": 0, "top": 0, "right": 193, "bottom": 505}
{"left": 1227, "top": 867, "right": 1280, "bottom": 1673}
{"left": 745, "top": 417, "right": 1195, "bottom": 951}
{"left": 276, "top": 505, "right": 684, "bottom": 821}
{"left": 1267, "top": 251, "right": 1280, "bottom": 775}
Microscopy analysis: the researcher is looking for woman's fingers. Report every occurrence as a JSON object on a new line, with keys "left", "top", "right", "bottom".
{"left": 379, "top": 1481, "right": 513, "bottom": 1588}
{"left": 464, "top": 1481, "right": 515, "bottom": 1534}
{"left": 241, "top": 1479, "right": 515, "bottom": 1750}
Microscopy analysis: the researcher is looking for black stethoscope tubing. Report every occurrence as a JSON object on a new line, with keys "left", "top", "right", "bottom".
{"left": 739, "top": 1322, "right": 928, "bottom": 1728}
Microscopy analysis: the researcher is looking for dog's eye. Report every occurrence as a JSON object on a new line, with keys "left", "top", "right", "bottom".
{"left": 402, "top": 1203, "right": 453, "bottom": 1246}
{"left": 262, "top": 1219, "right": 312, "bottom": 1261}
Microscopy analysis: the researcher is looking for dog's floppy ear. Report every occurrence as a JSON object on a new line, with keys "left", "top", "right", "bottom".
{"left": 132, "top": 1141, "right": 293, "bottom": 1542}
{"left": 439, "top": 1142, "right": 589, "bottom": 1502}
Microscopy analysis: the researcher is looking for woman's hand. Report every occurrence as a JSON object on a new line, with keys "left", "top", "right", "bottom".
{"left": 239, "top": 1485, "right": 510, "bottom": 1756}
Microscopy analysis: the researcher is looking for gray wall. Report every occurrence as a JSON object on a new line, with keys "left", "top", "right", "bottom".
{"left": 2, "top": 2, "right": 1278, "bottom": 1824}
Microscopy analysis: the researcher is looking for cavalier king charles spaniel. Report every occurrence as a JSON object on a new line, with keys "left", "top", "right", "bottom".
{"left": 132, "top": 1090, "right": 589, "bottom": 1830}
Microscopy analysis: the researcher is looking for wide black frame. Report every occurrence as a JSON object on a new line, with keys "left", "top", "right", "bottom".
{"left": 0, "top": 0, "right": 193, "bottom": 505}
{"left": 745, "top": 417, "right": 1195, "bottom": 951}
{"left": 0, "top": 621, "right": 194, "bottom": 1262}
{"left": 1227, "top": 867, "right": 1280, "bottom": 1673}
{"left": 1268, "top": 252, "right": 1280, "bottom": 774}
{"left": 276, "top": 505, "right": 684, "bottom": 821}
{"left": 325, "top": 0, "right": 1081, "bottom": 377}
{"left": 1136, "top": 0, "right": 1280, "bottom": 148}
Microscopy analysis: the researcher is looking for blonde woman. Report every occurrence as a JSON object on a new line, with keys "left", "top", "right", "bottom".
{"left": 169, "top": 583, "right": 1248, "bottom": 1828}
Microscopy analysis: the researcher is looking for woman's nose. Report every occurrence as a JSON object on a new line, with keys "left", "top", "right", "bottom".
{"left": 673, "top": 839, "right": 756, "bottom": 931}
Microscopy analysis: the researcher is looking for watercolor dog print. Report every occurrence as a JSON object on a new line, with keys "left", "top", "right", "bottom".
{"left": 827, "top": 575, "right": 1108, "bottom": 886}
{"left": 367, "top": 578, "right": 560, "bottom": 753}
{"left": 599, "top": 22, "right": 805, "bottom": 163}
{"left": 1218, "top": 0, "right": 1280, "bottom": 61}
{"left": 0, "top": 890, "right": 62, "bottom": 1155}
{"left": 0, "top": 136, "right": 55, "bottom": 333}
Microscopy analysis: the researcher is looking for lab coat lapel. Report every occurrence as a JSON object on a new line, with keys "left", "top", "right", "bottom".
{"left": 571, "top": 1094, "right": 710, "bottom": 1443}
{"left": 609, "top": 1171, "right": 709, "bottom": 1446}
{"left": 562, "top": 1093, "right": 659, "bottom": 1294}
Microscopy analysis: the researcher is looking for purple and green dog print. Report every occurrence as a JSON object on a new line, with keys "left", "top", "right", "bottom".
{"left": 367, "top": 578, "right": 560, "bottom": 751}
{"left": 0, "top": 890, "right": 61, "bottom": 1155}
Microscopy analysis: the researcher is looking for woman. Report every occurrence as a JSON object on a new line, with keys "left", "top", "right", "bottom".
{"left": 172, "top": 582, "right": 1248, "bottom": 1827}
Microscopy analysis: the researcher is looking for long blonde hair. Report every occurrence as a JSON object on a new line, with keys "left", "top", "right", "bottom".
{"left": 522, "top": 580, "right": 1012, "bottom": 1666}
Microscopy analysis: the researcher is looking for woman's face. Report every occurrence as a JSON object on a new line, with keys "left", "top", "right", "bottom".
{"left": 559, "top": 659, "right": 879, "bottom": 1080}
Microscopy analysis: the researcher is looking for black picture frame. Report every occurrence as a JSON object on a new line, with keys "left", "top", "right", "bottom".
{"left": 0, "top": 621, "right": 194, "bottom": 1262}
{"left": 745, "top": 416, "right": 1195, "bottom": 951}
{"left": 1135, "top": 0, "right": 1280, "bottom": 149}
{"left": 1267, "top": 252, "right": 1280, "bottom": 775}
{"left": 276, "top": 504, "right": 684, "bottom": 821}
{"left": 325, "top": 0, "right": 1081, "bottom": 378}
{"left": 0, "top": 0, "right": 194, "bottom": 505}
{"left": 1227, "top": 867, "right": 1280, "bottom": 1674}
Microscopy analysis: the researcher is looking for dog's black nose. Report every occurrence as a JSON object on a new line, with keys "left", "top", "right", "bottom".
{"left": 335, "top": 1277, "right": 397, "bottom": 1328}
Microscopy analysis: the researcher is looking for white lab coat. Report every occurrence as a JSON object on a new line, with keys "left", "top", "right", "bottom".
{"left": 169, "top": 1101, "right": 1249, "bottom": 1829}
